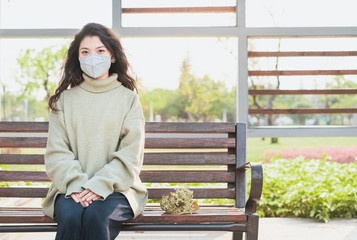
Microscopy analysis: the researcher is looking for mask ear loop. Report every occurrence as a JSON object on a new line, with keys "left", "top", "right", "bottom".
{"left": 111, "top": 58, "right": 116, "bottom": 63}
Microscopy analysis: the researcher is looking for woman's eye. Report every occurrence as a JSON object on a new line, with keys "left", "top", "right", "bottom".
{"left": 81, "top": 51, "right": 89, "bottom": 55}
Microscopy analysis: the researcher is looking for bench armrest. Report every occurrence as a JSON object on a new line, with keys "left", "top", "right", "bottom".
{"left": 237, "top": 162, "right": 263, "bottom": 214}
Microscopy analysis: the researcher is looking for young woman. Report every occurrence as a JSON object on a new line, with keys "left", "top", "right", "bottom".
{"left": 43, "top": 23, "right": 147, "bottom": 240}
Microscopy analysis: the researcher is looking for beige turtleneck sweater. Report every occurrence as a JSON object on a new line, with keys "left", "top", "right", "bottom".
{"left": 43, "top": 73, "right": 147, "bottom": 219}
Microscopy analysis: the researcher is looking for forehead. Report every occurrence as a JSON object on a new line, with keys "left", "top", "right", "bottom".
{"left": 79, "top": 35, "right": 106, "bottom": 49}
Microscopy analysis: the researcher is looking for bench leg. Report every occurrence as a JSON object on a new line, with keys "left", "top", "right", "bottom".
{"left": 246, "top": 214, "right": 259, "bottom": 240}
{"left": 232, "top": 232, "right": 243, "bottom": 240}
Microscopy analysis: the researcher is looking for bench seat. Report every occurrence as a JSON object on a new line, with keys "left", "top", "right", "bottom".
{"left": 0, "top": 207, "right": 248, "bottom": 232}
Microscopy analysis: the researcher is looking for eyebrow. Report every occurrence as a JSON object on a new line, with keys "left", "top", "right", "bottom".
{"left": 80, "top": 46, "right": 106, "bottom": 50}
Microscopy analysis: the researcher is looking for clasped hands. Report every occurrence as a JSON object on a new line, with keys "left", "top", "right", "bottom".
{"left": 71, "top": 189, "right": 101, "bottom": 208}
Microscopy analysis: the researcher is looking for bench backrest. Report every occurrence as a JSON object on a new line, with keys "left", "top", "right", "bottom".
{"left": 0, "top": 122, "right": 247, "bottom": 208}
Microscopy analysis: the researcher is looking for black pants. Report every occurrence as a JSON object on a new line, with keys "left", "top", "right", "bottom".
{"left": 54, "top": 192, "right": 134, "bottom": 240}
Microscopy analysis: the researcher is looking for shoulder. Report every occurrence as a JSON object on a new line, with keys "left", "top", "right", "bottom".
{"left": 53, "top": 86, "right": 80, "bottom": 111}
{"left": 118, "top": 86, "right": 142, "bottom": 107}
{"left": 65, "top": 85, "right": 82, "bottom": 95}
{"left": 59, "top": 85, "right": 83, "bottom": 103}
{"left": 120, "top": 87, "right": 144, "bottom": 119}
{"left": 120, "top": 85, "right": 139, "bottom": 99}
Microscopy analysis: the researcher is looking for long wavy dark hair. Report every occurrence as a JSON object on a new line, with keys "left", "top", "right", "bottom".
{"left": 48, "top": 23, "right": 137, "bottom": 111}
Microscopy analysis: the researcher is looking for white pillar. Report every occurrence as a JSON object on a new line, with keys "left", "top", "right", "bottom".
{"left": 24, "top": 99, "right": 28, "bottom": 121}
{"left": 149, "top": 100, "right": 154, "bottom": 122}
{"left": 0, "top": 0, "right": 2, "bottom": 121}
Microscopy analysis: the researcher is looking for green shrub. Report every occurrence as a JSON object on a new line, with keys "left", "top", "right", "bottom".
{"left": 257, "top": 156, "right": 357, "bottom": 222}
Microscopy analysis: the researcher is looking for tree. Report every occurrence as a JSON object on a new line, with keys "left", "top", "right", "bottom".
{"left": 140, "top": 88, "right": 179, "bottom": 122}
{"left": 16, "top": 44, "right": 68, "bottom": 111}
{"left": 140, "top": 57, "right": 233, "bottom": 122}
{"left": 322, "top": 76, "right": 357, "bottom": 125}
{"left": 177, "top": 58, "right": 229, "bottom": 121}
{"left": 276, "top": 94, "right": 314, "bottom": 125}
{"left": 0, "top": 91, "right": 47, "bottom": 121}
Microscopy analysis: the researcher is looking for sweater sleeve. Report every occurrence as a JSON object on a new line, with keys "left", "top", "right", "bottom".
{"left": 45, "top": 95, "right": 88, "bottom": 198}
{"left": 82, "top": 95, "right": 145, "bottom": 199}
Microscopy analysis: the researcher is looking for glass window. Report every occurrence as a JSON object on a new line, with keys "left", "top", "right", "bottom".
{"left": 247, "top": 0, "right": 357, "bottom": 27}
{"left": 0, "top": 38, "right": 70, "bottom": 121}
{"left": 0, "top": 37, "right": 238, "bottom": 122}
{"left": 247, "top": 37, "right": 357, "bottom": 127}
{"left": 121, "top": 37, "right": 238, "bottom": 122}
{"left": 0, "top": 0, "right": 112, "bottom": 29}
{"left": 121, "top": 0, "right": 236, "bottom": 27}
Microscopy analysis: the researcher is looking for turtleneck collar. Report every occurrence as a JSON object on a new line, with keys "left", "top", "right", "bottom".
{"left": 79, "top": 73, "right": 122, "bottom": 93}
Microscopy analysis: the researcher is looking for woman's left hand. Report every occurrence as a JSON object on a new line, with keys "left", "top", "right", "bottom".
{"left": 79, "top": 189, "right": 102, "bottom": 204}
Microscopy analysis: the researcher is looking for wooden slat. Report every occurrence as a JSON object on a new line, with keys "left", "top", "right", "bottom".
{"left": 0, "top": 188, "right": 48, "bottom": 198}
{"left": 0, "top": 153, "right": 235, "bottom": 165}
{"left": 0, "top": 208, "right": 55, "bottom": 224}
{"left": 129, "top": 207, "right": 246, "bottom": 224}
{"left": 145, "top": 122, "right": 236, "bottom": 133}
{"left": 0, "top": 187, "right": 235, "bottom": 199}
{"left": 249, "top": 70, "right": 357, "bottom": 76}
{"left": 0, "top": 154, "right": 44, "bottom": 165}
{"left": 141, "top": 171, "right": 235, "bottom": 183}
{"left": 0, "top": 122, "right": 48, "bottom": 133}
{"left": 0, "top": 137, "right": 47, "bottom": 148}
{"left": 0, "top": 171, "right": 49, "bottom": 182}
{"left": 0, "top": 137, "right": 235, "bottom": 149}
{"left": 249, "top": 89, "right": 357, "bottom": 95}
{"left": 0, "top": 207, "right": 46, "bottom": 212}
{"left": 145, "top": 138, "right": 235, "bottom": 149}
{"left": 0, "top": 207, "right": 246, "bottom": 224}
{"left": 144, "top": 153, "right": 235, "bottom": 165}
{"left": 249, "top": 108, "right": 357, "bottom": 114}
{"left": 0, "top": 122, "right": 236, "bottom": 134}
{"left": 148, "top": 188, "right": 235, "bottom": 199}
{"left": 0, "top": 170, "right": 235, "bottom": 183}
{"left": 248, "top": 51, "right": 357, "bottom": 57}
{"left": 122, "top": 7, "right": 236, "bottom": 14}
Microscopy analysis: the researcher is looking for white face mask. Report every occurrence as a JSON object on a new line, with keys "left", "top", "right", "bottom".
{"left": 79, "top": 54, "right": 111, "bottom": 79}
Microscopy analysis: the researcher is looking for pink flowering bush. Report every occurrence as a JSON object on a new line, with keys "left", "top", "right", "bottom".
{"left": 265, "top": 146, "right": 357, "bottom": 163}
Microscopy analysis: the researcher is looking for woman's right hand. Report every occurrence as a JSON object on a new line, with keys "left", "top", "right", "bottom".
{"left": 71, "top": 192, "right": 90, "bottom": 208}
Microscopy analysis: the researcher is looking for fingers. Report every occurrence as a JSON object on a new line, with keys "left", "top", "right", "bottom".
{"left": 72, "top": 190, "right": 103, "bottom": 208}
{"left": 80, "top": 189, "right": 101, "bottom": 203}
{"left": 81, "top": 200, "right": 90, "bottom": 208}
{"left": 81, "top": 191, "right": 94, "bottom": 202}
{"left": 78, "top": 199, "right": 88, "bottom": 208}
{"left": 71, "top": 192, "right": 90, "bottom": 208}
{"left": 82, "top": 192, "right": 100, "bottom": 202}
{"left": 92, "top": 195, "right": 101, "bottom": 201}
{"left": 79, "top": 189, "right": 90, "bottom": 198}
{"left": 85, "top": 194, "right": 101, "bottom": 204}
{"left": 71, "top": 193, "right": 80, "bottom": 203}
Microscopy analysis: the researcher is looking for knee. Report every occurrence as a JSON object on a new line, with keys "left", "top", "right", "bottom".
{"left": 57, "top": 209, "right": 83, "bottom": 228}
{"left": 54, "top": 198, "right": 83, "bottom": 228}
{"left": 82, "top": 204, "right": 107, "bottom": 226}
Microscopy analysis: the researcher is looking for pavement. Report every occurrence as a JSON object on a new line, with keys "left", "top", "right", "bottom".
{"left": 1, "top": 217, "right": 356, "bottom": 240}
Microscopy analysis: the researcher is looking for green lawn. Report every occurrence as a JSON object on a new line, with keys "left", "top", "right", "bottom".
{"left": 247, "top": 137, "right": 357, "bottom": 162}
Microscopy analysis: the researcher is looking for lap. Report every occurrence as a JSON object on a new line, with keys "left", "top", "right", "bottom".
{"left": 83, "top": 192, "right": 134, "bottom": 222}
{"left": 54, "top": 192, "right": 133, "bottom": 223}
{"left": 54, "top": 194, "right": 84, "bottom": 222}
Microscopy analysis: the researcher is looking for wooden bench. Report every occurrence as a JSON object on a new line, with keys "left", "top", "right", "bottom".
{"left": 0, "top": 122, "right": 263, "bottom": 240}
